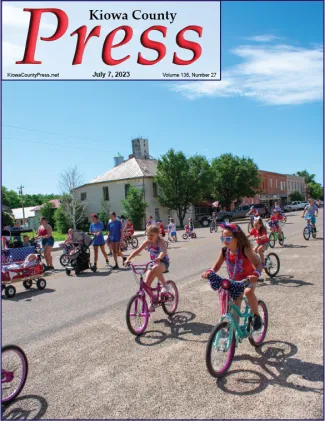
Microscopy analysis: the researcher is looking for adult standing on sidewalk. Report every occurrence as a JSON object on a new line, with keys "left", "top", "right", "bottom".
{"left": 89, "top": 214, "right": 109, "bottom": 270}
{"left": 107, "top": 212, "right": 127, "bottom": 269}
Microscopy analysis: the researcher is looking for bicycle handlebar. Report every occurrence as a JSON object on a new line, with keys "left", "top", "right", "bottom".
{"left": 202, "top": 270, "right": 258, "bottom": 289}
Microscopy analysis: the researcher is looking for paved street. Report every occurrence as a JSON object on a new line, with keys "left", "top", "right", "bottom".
{"left": 2, "top": 211, "right": 323, "bottom": 419}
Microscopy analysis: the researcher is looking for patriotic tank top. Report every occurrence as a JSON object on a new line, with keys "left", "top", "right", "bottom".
{"left": 148, "top": 240, "right": 169, "bottom": 264}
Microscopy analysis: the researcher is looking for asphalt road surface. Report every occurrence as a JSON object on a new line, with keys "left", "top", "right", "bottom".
{"left": 2, "top": 211, "right": 323, "bottom": 419}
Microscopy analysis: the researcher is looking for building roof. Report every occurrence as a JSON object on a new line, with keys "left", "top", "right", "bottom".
{"left": 87, "top": 158, "right": 158, "bottom": 185}
{"left": 31, "top": 199, "right": 61, "bottom": 212}
{"left": 11, "top": 207, "right": 37, "bottom": 219}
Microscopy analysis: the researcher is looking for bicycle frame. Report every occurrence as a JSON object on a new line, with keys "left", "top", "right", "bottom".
{"left": 131, "top": 263, "right": 162, "bottom": 305}
{"left": 216, "top": 288, "right": 253, "bottom": 348}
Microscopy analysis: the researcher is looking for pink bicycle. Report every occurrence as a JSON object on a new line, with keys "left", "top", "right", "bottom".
{"left": 126, "top": 262, "right": 179, "bottom": 336}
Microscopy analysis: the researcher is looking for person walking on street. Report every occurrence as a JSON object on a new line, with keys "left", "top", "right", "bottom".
{"left": 89, "top": 214, "right": 109, "bottom": 269}
{"left": 36, "top": 216, "right": 54, "bottom": 270}
{"left": 108, "top": 212, "right": 127, "bottom": 269}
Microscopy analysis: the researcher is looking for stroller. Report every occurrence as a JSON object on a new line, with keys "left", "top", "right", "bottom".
{"left": 65, "top": 231, "right": 95, "bottom": 276}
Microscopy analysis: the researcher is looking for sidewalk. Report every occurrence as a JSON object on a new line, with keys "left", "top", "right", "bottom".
{"left": 53, "top": 231, "right": 145, "bottom": 251}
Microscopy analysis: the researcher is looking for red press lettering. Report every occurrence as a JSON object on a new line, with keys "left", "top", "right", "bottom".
{"left": 71, "top": 26, "right": 101, "bottom": 65}
{"left": 16, "top": 8, "right": 68, "bottom": 64}
{"left": 102, "top": 26, "right": 133, "bottom": 65}
{"left": 137, "top": 26, "right": 167, "bottom": 65}
{"left": 173, "top": 25, "right": 203, "bottom": 65}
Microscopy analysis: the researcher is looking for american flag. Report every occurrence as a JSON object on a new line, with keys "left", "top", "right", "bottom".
{"left": 3, "top": 246, "right": 36, "bottom": 263}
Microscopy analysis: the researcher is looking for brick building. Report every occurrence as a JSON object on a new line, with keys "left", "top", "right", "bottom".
{"left": 241, "top": 170, "right": 288, "bottom": 208}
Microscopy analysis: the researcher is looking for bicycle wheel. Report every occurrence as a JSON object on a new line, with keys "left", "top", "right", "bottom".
{"left": 182, "top": 233, "right": 188, "bottom": 240}
{"left": 120, "top": 239, "right": 128, "bottom": 251}
{"left": 312, "top": 228, "right": 317, "bottom": 239}
{"left": 206, "top": 321, "right": 236, "bottom": 378}
{"left": 2, "top": 345, "right": 28, "bottom": 404}
{"left": 278, "top": 231, "right": 285, "bottom": 246}
{"left": 126, "top": 294, "right": 149, "bottom": 336}
{"left": 60, "top": 254, "right": 69, "bottom": 267}
{"left": 210, "top": 224, "right": 213, "bottom": 233}
{"left": 264, "top": 252, "right": 280, "bottom": 277}
{"left": 303, "top": 226, "right": 310, "bottom": 241}
{"left": 162, "top": 281, "right": 179, "bottom": 316}
{"left": 130, "top": 237, "right": 138, "bottom": 248}
{"left": 247, "top": 222, "right": 253, "bottom": 233}
{"left": 248, "top": 300, "right": 268, "bottom": 347}
{"left": 268, "top": 233, "right": 275, "bottom": 248}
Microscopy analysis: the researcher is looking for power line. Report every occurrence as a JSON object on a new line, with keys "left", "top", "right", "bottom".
{"left": 3, "top": 136, "right": 99, "bottom": 152}
{"left": 3, "top": 123, "right": 109, "bottom": 145}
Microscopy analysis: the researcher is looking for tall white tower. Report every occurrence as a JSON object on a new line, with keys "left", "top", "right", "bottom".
{"left": 131, "top": 138, "right": 149, "bottom": 159}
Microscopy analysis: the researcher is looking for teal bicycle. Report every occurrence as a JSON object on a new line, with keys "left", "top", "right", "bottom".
{"left": 204, "top": 272, "right": 268, "bottom": 378}
{"left": 303, "top": 215, "right": 317, "bottom": 240}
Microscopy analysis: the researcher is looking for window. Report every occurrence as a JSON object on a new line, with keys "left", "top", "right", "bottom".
{"left": 125, "top": 184, "right": 130, "bottom": 198}
{"left": 283, "top": 182, "right": 285, "bottom": 190}
{"left": 276, "top": 179, "right": 278, "bottom": 188}
{"left": 270, "top": 178, "right": 272, "bottom": 188}
{"left": 103, "top": 186, "right": 109, "bottom": 201}
{"left": 280, "top": 181, "right": 282, "bottom": 191}
{"left": 155, "top": 208, "right": 160, "bottom": 221}
{"left": 291, "top": 181, "right": 294, "bottom": 190}
{"left": 81, "top": 192, "right": 87, "bottom": 201}
{"left": 153, "top": 182, "right": 158, "bottom": 197}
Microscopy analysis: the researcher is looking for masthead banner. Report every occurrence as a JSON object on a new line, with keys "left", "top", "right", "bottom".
{"left": 2, "top": 1, "right": 221, "bottom": 81}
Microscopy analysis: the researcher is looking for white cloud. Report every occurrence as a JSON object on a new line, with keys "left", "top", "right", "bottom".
{"left": 244, "top": 34, "right": 280, "bottom": 42}
{"left": 3, "top": 4, "right": 56, "bottom": 30}
{"left": 2, "top": 41, "right": 24, "bottom": 67}
{"left": 172, "top": 42, "right": 323, "bottom": 105}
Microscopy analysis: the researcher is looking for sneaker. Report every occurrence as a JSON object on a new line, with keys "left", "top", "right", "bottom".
{"left": 123, "top": 257, "right": 127, "bottom": 263}
{"left": 105, "top": 260, "right": 109, "bottom": 266}
{"left": 113, "top": 264, "right": 119, "bottom": 269}
{"left": 161, "top": 285, "right": 170, "bottom": 294}
{"left": 253, "top": 314, "right": 263, "bottom": 330}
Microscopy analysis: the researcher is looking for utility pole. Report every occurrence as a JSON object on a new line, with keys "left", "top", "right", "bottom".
{"left": 17, "top": 185, "right": 25, "bottom": 224}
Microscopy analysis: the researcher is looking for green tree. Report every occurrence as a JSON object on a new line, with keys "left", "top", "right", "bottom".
{"left": 309, "top": 182, "right": 323, "bottom": 200}
{"left": 41, "top": 202, "right": 55, "bottom": 228}
{"left": 1, "top": 187, "right": 21, "bottom": 208}
{"left": 98, "top": 199, "right": 110, "bottom": 228}
{"left": 289, "top": 191, "right": 305, "bottom": 202}
{"left": 210, "top": 154, "right": 261, "bottom": 210}
{"left": 1, "top": 210, "right": 14, "bottom": 227}
{"left": 155, "top": 150, "right": 212, "bottom": 226}
{"left": 122, "top": 186, "right": 149, "bottom": 229}
{"left": 53, "top": 206, "right": 70, "bottom": 234}
{"left": 296, "top": 170, "right": 316, "bottom": 185}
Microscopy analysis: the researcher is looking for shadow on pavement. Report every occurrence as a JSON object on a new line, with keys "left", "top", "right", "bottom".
{"left": 2, "top": 288, "right": 56, "bottom": 302}
{"left": 217, "top": 340, "right": 323, "bottom": 396}
{"left": 78, "top": 269, "right": 113, "bottom": 277}
{"left": 260, "top": 275, "right": 313, "bottom": 288}
{"left": 135, "top": 311, "right": 214, "bottom": 346}
{"left": 283, "top": 244, "right": 308, "bottom": 248}
{"left": 2, "top": 394, "right": 48, "bottom": 419}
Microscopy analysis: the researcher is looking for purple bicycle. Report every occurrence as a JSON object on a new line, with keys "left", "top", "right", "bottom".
{"left": 126, "top": 262, "right": 179, "bottom": 336}
{"left": 2, "top": 345, "right": 28, "bottom": 404}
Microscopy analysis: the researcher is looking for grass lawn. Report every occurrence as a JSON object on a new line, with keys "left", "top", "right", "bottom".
{"left": 26, "top": 231, "right": 67, "bottom": 242}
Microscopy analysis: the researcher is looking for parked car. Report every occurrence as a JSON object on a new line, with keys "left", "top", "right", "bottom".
{"left": 212, "top": 204, "right": 268, "bottom": 224}
{"left": 284, "top": 201, "right": 308, "bottom": 211}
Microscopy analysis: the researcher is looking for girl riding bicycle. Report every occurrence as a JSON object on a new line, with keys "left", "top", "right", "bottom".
{"left": 124, "top": 226, "right": 171, "bottom": 309}
{"left": 202, "top": 222, "right": 263, "bottom": 330}
{"left": 247, "top": 217, "right": 269, "bottom": 266}
{"left": 267, "top": 210, "right": 283, "bottom": 237}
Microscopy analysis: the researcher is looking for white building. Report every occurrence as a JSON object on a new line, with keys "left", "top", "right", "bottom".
{"left": 286, "top": 174, "right": 306, "bottom": 199}
{"left": 76, "top": 157, "right": 193, "bottom": 228}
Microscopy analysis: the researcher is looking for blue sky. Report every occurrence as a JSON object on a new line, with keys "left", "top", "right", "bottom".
{"left": 2, "top": 1, "right": 323, "bottom": 194}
